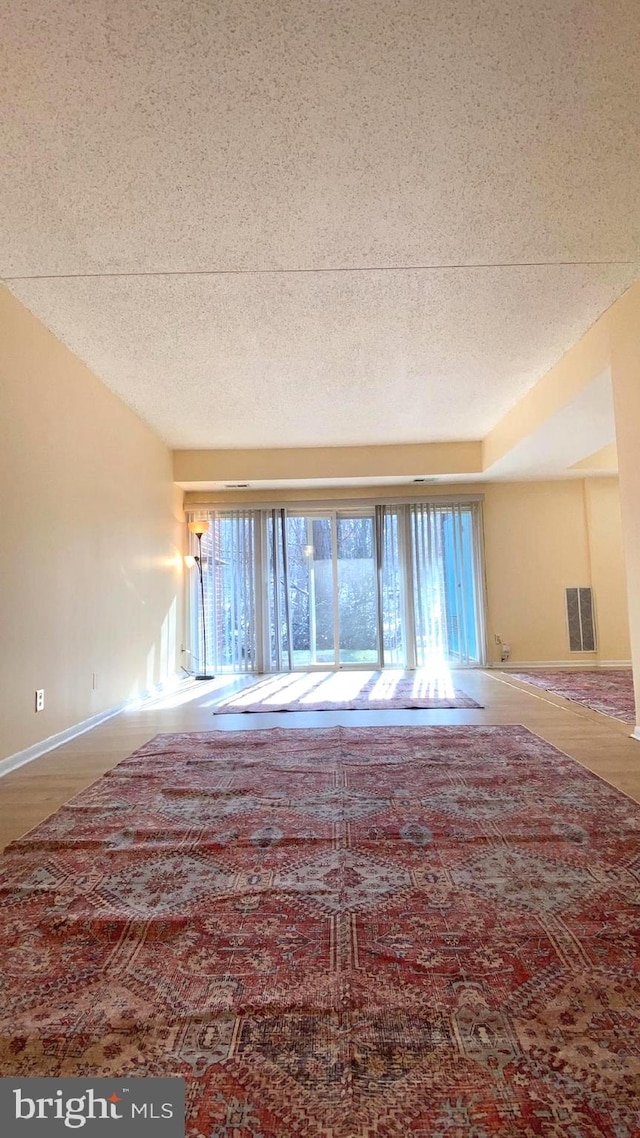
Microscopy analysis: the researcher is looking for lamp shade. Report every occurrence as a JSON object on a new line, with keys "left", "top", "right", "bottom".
{"left": 188, "top": 519, "right": 210, "bottom": 537}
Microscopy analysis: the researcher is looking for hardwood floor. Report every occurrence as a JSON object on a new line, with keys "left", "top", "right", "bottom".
{"left": 1, "top": 668, "right": 639, "bottom": 852}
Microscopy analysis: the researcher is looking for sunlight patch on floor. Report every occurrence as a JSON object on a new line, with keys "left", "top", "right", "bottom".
{"left": 210, "top": 664, "right": 458, "bottom": 708}
{"left": 412, "top": 657, "right": 456, "bottom": 699}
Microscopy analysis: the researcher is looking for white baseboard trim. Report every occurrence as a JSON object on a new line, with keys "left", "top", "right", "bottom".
{"left": 0, "top": 674, "right": 186, "bottom": 781}
{"left": 0, "top": 706, "right": 127, "bottom": 780}
{"left": 631, "top": 727, "right": 640, "bottom": 743}
{"left": 487, "top": 660, "right": 632, "bottom": 670}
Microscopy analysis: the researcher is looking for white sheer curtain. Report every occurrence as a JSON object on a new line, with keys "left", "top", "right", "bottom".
{"left": 377, "top": 501, "right": 485, "bottom": 669}
{"left": 376, "top": 505, "right": 409, "bottom": 667}
{"left": 409, "top": 502, "right": 449, "bottom": 666}
{"left": 216, "top": 510, "right": 258, "bottom": 672}
{"left": 407, "top": 500, "right": 485, "bottom": 666}
{"left": 265, "top": 508, "right": 292, "bottom": 671}
{"left": 187, "top": 510, "right": 258, "bottom": 673}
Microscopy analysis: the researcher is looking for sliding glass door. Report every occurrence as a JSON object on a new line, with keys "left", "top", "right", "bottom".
{"left": 285, "top": 511, "right": 381, "bottom": 668}
{"left": 336, "top": 513, "right": 379, "bottom": 666}
{"left": 287, "top": 514, "right": 336, "bottom": 667}
{"left": 188, "top": 498, "right": 486, "bottom": 674}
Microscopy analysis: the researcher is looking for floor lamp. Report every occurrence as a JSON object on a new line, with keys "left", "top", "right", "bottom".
{"left": 187, "top": 520, "right": 214, "bottom": 680}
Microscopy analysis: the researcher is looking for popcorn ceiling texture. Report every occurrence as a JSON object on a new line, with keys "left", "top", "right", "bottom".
{"left": 7, "top": 266, "right": 639, "bottom": 450}
{"left": 2, "top": 0, "right": 639, "bottom": 447}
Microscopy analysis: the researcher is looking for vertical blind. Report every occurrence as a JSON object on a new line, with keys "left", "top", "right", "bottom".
{"left": 191, "top": 511, "right": 257, "bottom": 674}
{"left": 410, "top": 502, "right": 449, "bottom": 666}
{"left": 187, "top": 499, "right": 486, "bottom": 672}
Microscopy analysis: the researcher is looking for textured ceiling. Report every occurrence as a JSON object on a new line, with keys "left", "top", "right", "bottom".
{"left": 7, "top": 266, "right": 639, "bottom": 449}
{"left": 2, "top": 0, "right": 640, "bottom": 449}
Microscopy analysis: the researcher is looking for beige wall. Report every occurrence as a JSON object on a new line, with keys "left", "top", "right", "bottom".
{"left": 609, "top": 283, "right": 640, "bottom": 722}
{"left": 483, "top": 479, "right": 630, "bottom": 665}
{"left": 482, "top": 316, "right": 610, "bottom": 469}
{"left": 174, "top": 441, "right": 483, "bottom": 484}
{"left": 0, "top": 288, "right": 184, "bottom": 762}
{"left": 583, "top": 479, "right": 630, "bottom": 663}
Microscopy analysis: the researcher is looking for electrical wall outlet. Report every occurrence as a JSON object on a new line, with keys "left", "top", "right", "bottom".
{"left": 35, "top": 689, "right": 45, "bottom": 712}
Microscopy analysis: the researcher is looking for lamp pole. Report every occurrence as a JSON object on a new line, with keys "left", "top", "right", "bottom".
{"left": 188, "top": 520, "right": 214, "bottom": 681}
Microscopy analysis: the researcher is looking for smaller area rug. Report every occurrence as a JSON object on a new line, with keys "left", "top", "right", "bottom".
{"left": 213, "top": 669, "right": 482, "bottom": 713}
{"left": 506, "top": 668, "right": 635, "bottom": 722}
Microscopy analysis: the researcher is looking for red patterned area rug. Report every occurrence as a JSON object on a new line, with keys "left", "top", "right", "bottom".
{"left": 213, "top": 670, "right": 482, "bottom": 712}
{"left": 1, "top": 725, "right": 640, "bottom": 1137}
{"left": 506, "top": 668, "right": 635, "bottom": 723}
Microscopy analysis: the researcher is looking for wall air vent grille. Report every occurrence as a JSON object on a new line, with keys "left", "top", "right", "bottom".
{"left": 566, "top": 587, "right": 596, "bottom": 652}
